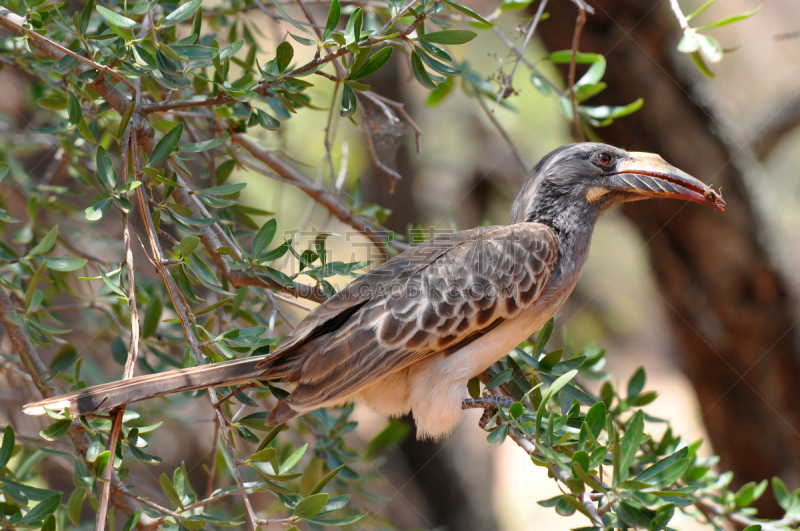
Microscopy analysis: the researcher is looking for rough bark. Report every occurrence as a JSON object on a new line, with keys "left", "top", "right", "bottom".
{"left": 538, "top": 0, "right": 800, "bottom": 514}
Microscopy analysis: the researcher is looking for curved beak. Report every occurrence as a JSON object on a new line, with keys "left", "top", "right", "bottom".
{"left": 610, "top": 152, "right": 726, "bottom": 211}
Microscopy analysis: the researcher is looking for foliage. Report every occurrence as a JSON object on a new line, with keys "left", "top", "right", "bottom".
{"left": 0, "top": 0, "right": 780, "bottom": 529}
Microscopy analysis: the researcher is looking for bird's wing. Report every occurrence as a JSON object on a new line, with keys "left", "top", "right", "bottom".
{"left": 269, "top": 222, "right": 559, "bottom": 411}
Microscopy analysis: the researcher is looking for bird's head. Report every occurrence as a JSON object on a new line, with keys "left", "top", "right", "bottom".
{"left": 510, "top": 143, "right": 725, "bottom": 227}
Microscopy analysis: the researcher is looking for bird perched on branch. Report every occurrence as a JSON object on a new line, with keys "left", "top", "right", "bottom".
{"left": 24, "top": 143, "right": 725, "bottom": 439}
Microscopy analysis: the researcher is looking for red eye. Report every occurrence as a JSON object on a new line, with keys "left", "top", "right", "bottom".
{"left": 598, "top": 153, "right": 612, "bottom": 165}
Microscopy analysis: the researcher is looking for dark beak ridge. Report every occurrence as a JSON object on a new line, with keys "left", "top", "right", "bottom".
{"left": 611, "top": 152, "right": 726, "bottom": 211}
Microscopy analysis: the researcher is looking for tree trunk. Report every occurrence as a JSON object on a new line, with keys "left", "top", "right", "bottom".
{"left": 538, "top": 0, "right": 800, "bottom": 515}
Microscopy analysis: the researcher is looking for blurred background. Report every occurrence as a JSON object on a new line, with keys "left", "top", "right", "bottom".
{"left": 2, "top": 0, "right": 800, "bottom": 528}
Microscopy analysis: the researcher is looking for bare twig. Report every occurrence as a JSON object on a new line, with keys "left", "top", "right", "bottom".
{"left": 491, "top": 0, "right": 548, "bottom": 113}
{"left": 474, "top": 92, "right": 531, "bottom": 173}
{"left": 567, "top": 2, "right": 587, "bottom": 141}
{"left": 669, "top": 0, "right": 690, "bottom": 31}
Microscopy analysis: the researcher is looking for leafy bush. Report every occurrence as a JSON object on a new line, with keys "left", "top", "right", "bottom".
{"left": 0, "top": 0, "right": 778, "bottom": 529}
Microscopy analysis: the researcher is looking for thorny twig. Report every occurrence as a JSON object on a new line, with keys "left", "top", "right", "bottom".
{"left": 491, "top": 0, "right": 548, "bottom": 113}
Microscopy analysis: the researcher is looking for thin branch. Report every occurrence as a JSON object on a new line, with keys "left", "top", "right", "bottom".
{"left": 364, "top": 91, "right": 423, "bottom": 153}
{"left": 474, "top": 93, "right": 531, "bottom": 173}
{"left": 98, "top": 136, "right": 143, "bottom": 529}
{"left": 0, "top": 8, "right": 136, "bottom": 96}
{"left": 233, "top": 133, "right": 402, "bottom": 250}
{"left": 568, "top": 2, "right": 587, "bottom": 141}
{"left": 356, "top": 92, "right": 404, "bottom": 183}
{"left": 491, "top": 0, "right": 548, "bottom": 112}
{"left": 492, "top": 28, "right": 564, "bottom": 97}
{"left": 669, "top": 0, "right": 690, "bottom": 31}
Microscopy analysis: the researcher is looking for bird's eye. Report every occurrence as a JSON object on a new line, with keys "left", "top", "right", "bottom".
{"left": 598, "top": 153, "right": 612, "bottom": 165}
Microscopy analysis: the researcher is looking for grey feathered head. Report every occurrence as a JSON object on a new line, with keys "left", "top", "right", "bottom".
{"left": 510, "top": 143, "right": 725, "bottom": 227}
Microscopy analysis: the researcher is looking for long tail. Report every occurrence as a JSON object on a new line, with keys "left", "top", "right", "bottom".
{"left": 23, "top": 356, "right": 276, "bottom": 416}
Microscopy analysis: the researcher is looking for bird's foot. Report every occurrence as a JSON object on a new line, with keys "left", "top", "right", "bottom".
{"left": 461, "top": 396, "right": 514, "bottom": 410}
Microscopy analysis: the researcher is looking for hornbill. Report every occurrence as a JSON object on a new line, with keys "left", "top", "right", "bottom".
{"left": 24, "top": 143, "right": 725, "bottom": 439}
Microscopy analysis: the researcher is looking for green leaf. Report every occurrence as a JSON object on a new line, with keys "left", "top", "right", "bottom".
{"left": 162, "top": 0, "right": 202, "bottom": 27}
{"left": 66, "top": 487, "right": 86, "bottom": 525}
{"left": 427, "top": 76, "right": 454, "bottom": 106}
{"left": 584, "top": 401, "right": 606, "bottom": 440}
{"left": 627, "top": 367, "right": 645, "bottom": 397}
{"left": 28, "top": 225, "right": 58, "bottom": 257}
{"left": 741, "top": 526, "right": 762, "bottom": 531}
{"left": 344, "top": 8, "right": 363, "bottom": 45}
{"left": 276, "top": 41, "right": 294, "bottom": 73}
{"left": 417, "top": 48, "right": 464, "bottom": 76}
{"left": 50, "top": 343, "right": 77, "bottom": 374}
{"left": 86, "top": 197, "right": 113, "bottom": 221}
{"left": 323, "top": 0, "right": 340, "bottom": 41}
{"left": 42, "top": 256, "right": 88, "bottom": 271}
{"left": 249, "top": 447, "right": 276, "bottom": 462}
{"left": 96, "top": 146, "right": 118, "bottom": 191}
{"left": 445, "top": 1, "right": 492, "bottom": 26}
{"left": 201, "top": 183, "right": 247, "bottom": 196}
{"left": 310, "top": 464, "right": 346, "bottom": 495}
{"left": 280, "top": 443, "right": 308, "bottom": 473}
{"left": 533, "top": 318, "right": 553, "bottom": 357}
{"left": 17, "top": 492, "right": 61, "bottom": 525}
{"left": 686, "top": 0, "right": 717, "bottom": 20}
{"left": 0, "top": 162, "right": 8, "bottom": 180}
{"left": 486, "top": 423, "right": 508, "bottom": 445}
{"left": 272, "top": 0, "right": 314, "bottom": 36}
{"left": 411, "top": 50, "right": 437, "bottom": 90}
{"left": 691, "top": 51, "right": 716, "bottom": 78}
{"left": 96, "top": 5, "right": 141, "bottom": 28}
{"left": 418, "top": 30, "right": 477, "bottom": 45}
{"left": 340, "top": 84, "right": 357, "bottom": 117}
{"left": 696, "top": 33, "right": 723, "bottom": 63}
{"left": 160, "top": 472, "right": 184, "bottom": 508}
{"left": 79, "top": 0, "right": 95, "bottom": 34}
{"left": 68, "top": 91, "right": 82, "bottom": 126}
{"left": 635, "top": 447, "right": 690, "bottom": 486}
{"left": 0, "top": 425, "right": 15, "bottom": 470}
{"left": 148, "top": 123, "right": 184, "bottom": 167}
{"left": 618, "top": 409, "right": 644, "bottom": 482}
{"left": 40, "top": 419, "right": 71, "bottom": 441}
{"left": 348, "top": 47, "right": 393, "bottom": 80}
{"left": 93, "top": 450, "right": 111, "bottom": 479}
{"left": 772, "top": 476, "right": 790, "bottom": 510}
{"left": 254, "top": 108, "right": 281, "bottom": 130}
{"left": 141, "top": 296, "right": 163, "bottom": 338}
{"left": 694, "top": 6, "right": 761, "bottom": 31}
{"left": 253, "top": 218, "right": 277, "bottom": 257}
{"left": 294, "top": 493, "right": 329, "bottom": 518}
{"left": 300, "top": 513, "right": 368, "bottom": 526}
{"left": 735, "top": 480, "right": 768, "bottom": 507}
{"left": 121, "top": 510, "right": 141, "bottom": 531}
{"left": 179, "top": 138, "right": 224, "bottom": 153}
{"left": 546, "top": 50, "right": 604, "bottom": 64}
{"left": 118, "top": 100, "right": 136, "bottom": 140}
{"left": 485, "top": 368, "right": 512, "bottom": 388}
